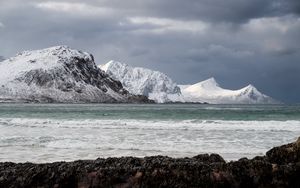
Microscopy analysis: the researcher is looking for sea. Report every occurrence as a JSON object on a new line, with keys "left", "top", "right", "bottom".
{"left": 0, "top": 103, "right": 299, "bottom": 163}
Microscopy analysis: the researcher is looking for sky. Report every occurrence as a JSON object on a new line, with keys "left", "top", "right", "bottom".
{"left": 0, "top": 0, "right": 300, "bottom": 103}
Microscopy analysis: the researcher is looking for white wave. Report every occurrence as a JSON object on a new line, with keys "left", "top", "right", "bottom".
{"left": 0, "top": 118, "right": 299, "bottom": 163}
{"left": 0, "top": 118, "right": 300, "bottom": 131}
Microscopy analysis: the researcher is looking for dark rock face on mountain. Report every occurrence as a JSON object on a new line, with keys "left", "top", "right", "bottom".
{"left": 0, "top": 138, "right": 299, "bottom": 188}
{"left": 0, "top": 56, "right": 5, "bottom": 62}
{"left": 0, "top": 46, "right": 152, "bottom": 103}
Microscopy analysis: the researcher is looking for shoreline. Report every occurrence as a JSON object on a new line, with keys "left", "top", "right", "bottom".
{"left": 1, "top": 137, "right": 299, "bottom": 187}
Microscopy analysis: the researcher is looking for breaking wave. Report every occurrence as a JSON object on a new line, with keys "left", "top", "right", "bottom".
{"left": 0, "top": 117, "right": 300, "bottom": 163}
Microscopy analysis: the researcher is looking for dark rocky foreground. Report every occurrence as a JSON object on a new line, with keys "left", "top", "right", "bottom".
{"left": 1, "top": 138, "right": 300, "bottom": 188}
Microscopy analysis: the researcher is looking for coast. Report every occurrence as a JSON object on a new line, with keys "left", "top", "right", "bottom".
{"left": 0, "top": 137, "right": 299, "bottom": 188}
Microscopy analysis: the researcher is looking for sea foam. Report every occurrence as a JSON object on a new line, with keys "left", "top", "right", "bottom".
{"left": 0, "top": 117, "right": 299, "bottom": 163}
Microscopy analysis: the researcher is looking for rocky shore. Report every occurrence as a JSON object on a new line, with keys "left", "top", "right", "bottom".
{"left": 1, "top": 138, "right": 299, "bottom": 188}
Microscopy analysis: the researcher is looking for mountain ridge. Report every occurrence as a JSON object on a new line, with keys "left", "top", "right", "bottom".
{"left": 0, "top": 46, "right": 151, "bottom": 103}
{"left": 101, "top": 60, "right": 279, "bottom": 104}
{"left": 179, "top": 77, "right": 279, "bottom": 104}
{"left": 0, "top": 46, "right": 279, "bottom": 104}
{"left": 99, "top": 60, "right": 185, "bottom": 103}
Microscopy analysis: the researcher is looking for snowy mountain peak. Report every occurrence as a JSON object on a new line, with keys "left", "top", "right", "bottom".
{"left": 205, "top": 77, "right": 217, "bottom": 84}
{"left": 241, "top": 84, "right": 258, "bottom": 93}
{"left": 197, "top": 77, "right": 219, "bottom": 88}
{"left": 1, "top": 46, "right": 95, "bottom": 86}
{"left": 180, "top": 79, "right": 279, "bottom": 104}
{"left": 13, "top": 45, "right": 92, "bottom": 65}
{"left": 237, "top": 84, "right": 267, "bottom": 100}
{"left": 0, "top": 47, "right": 151, "bottom": 103}
{"left": 183, "top": 78, "right": 221, "bottom": 95}
{"left": 99, "top": 60, "right": 185, "bottom": 103}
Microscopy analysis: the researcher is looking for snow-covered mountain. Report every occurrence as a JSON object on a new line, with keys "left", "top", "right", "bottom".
{"left": 99, "top": 61, "right": 184, "bottom": 103}
{"left": 0, "top": 46, "right": 151, "bottom": 103}
{"left": 179, "top": 77, "right": 278, "bottom": 104}
{"left": 99, "top": 61, "right": 278, "bottom": 104}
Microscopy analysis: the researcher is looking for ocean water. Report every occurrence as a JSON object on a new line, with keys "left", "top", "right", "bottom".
{"left": 0, "top": 103, "right": 299, "bottom": 163}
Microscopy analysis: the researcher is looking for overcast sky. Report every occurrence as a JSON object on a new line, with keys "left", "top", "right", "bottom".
{"left": 0, "top": 0, "right": 300, "bottom": 103}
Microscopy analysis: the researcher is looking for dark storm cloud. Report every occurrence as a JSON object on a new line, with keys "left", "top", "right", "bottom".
{"left": 69, "top": 0, "right": 300, "bottom": 23}
{"left": 0, "top": 0, "right": 300, "bottom": 102}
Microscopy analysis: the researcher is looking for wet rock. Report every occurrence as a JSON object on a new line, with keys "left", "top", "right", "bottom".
{"left": 193, "top": 154, "right": 226, "bottom": 163}
{"left": 0, "top": 138, "right": 300, "bottom": 187}
{"left": 266, "top": 137, "right": 300, "bottom": 164}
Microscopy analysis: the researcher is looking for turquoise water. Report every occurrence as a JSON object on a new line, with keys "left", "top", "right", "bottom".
{"left": 0, "top": 103, "right": 299, "bottom": 163}
{"left": 0, "top": 103, "right": 299, "bottom": 121}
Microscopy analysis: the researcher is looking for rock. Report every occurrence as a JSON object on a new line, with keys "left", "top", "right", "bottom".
{"left": 266, "top": 137, "right": 300, "bottom": 164}
{"left": 0, "top": 138, "right": 300, "bottom": 187}
{"left": 193, "top": 154, "right": 226, "bottom": 163}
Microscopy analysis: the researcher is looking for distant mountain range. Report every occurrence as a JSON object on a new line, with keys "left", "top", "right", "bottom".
{"left": 0, "top": 46, "right": 150, "bottom": 103}
{"left": 101, "top": 61, "right": 279, "bottom": 104}
{"left": 0, "top": 46, "right": 279, "bottom": 104}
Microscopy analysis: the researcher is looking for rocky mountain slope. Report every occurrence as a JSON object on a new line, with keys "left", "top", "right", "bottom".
{"left": 179, "top": 77, "right": 278, "bottom": 104}
{"left": 0, "top": 46, "right": 150, "bottom": 103}
{"left": 0, "top": 56, "right": 5, "bottom": 62}
{"left": 99, "top": 60, "right": 184, "bottom": 103}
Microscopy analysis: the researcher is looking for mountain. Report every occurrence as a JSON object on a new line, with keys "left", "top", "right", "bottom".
{"left": 0, "top": 46, "right": 151, "bottom": 103}
{"left": 99, "top": 61, "right": 278, "bottom": 104}
{"left": 179, "top": 77, "right": 278, "bottom": 104}
{"left": 99, "top": 60, "right": 184, "bottom": 103}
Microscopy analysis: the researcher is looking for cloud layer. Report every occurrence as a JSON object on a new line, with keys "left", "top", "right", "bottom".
{"left": 0, "top": 0, "right": 300, "bottom": 102}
